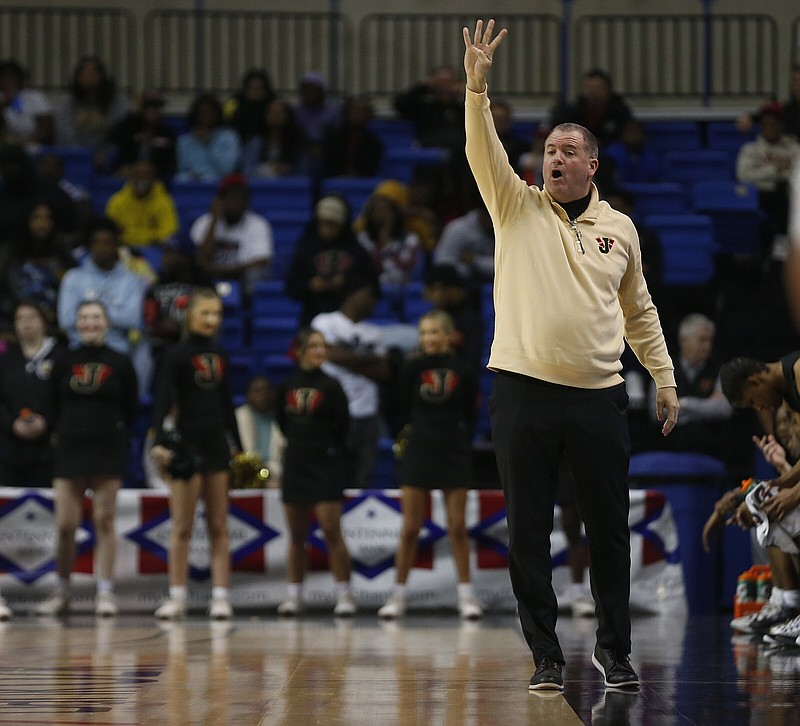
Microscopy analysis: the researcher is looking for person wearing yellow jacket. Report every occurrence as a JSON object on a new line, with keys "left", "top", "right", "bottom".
{"left": 105, "top": 160, "right": 179, "bottom": 248}
{"left": 463, "top": 20, "right": 679, "bottom": 693}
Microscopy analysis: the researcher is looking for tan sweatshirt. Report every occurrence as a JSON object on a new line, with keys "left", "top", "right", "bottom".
{"left": 465, "top": 87, "right": 675, "bottom": 390}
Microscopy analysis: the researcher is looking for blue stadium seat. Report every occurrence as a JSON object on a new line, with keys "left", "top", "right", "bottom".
{"left": 219, "top": 316, "right": 245, "bottom": 349}
{"left": 662, "top": 149, "right": 735, "bottom": 186}
{"left": 170, "top": 179, "right": 217, "bottom": 214}
{"left": 135, "top": 245, "right": 163, "bottom": 273}
{"left": 261, "top": 353, "right": 296, "bottom": 383}
{"left": 215, "top": 280, "right": 242, "bottom": 311}
{"left": 248, "top": 176, "right": 313, "bottom": 216}
{"left": 372, "top": 437, "right": 397, "bottom": 488}
{"left": 227, "top": 353, "right": 255, "bottom": 397}
{"left": 91, "top": 175, "right": 125, "bottom": 213}
{"left": 643, "top": 121, "right": 703, "bottom": 153}
{"left": 319, "top": 177, "right": 382, "bottom": 216}
{"left": 251, "top": 316, "right": 297, "bottom": 356}
{"left": 381, "top": 147, "right": 448, "bottom": 183}
{"left": 402, "top": 282, "right": 431, "bottom": 323}
{"left": 39, "top": 145, "right": 95, "bottom": 188}
{"left": 706, "top": 121, "right": 757, "bottom": 154}
{"left": 690, "top": 180, "right": 763, "bottom": 257}
{"left": 368, "top": 118, "right": 415, "bottom": 150}
{"left": 643, "top": 214, "right": 717, "bottom": 286}
{"left": 251, "top": 279, "right": 301, "bottom": 319}
{"left": 622, "top": 182, "right": 687, "bottom": 217}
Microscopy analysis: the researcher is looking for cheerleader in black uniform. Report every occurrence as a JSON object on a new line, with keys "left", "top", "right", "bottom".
{"left": 275, "top": 327, "right": 356, "bottom": 616}
{"left": 378, "top": 309, "right": 484, "bottom": 619}
{"left": 150, "top": 287, "right": 242, "bottom": 620}
{"left": 35, "top": 300, "right": 138, "bottom": 617}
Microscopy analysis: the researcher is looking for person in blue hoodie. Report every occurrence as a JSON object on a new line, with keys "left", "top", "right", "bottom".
{"left": 56, "top": 216, "right": 146, "bottom": 356}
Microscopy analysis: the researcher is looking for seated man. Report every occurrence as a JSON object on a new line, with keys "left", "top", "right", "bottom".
{"left": 190, "top": 173, "right": 273, "bottom": 298}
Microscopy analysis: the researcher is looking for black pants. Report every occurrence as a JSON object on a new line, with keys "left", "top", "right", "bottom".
{"left": 490, "top": 372, "right": 632, "bottom": 665}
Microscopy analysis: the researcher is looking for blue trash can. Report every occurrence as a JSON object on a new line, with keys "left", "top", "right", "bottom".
{"left": 628, "top": 451, "right": 727, "bottom": 614}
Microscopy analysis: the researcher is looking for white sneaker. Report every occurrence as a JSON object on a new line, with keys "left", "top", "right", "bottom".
{"left": 154, "top": 597, "right": 187, "bottom": 620}
{"left": 333, "top": 591, "right": 357, "bottom": 617}
{"left": 277, "top": 595, "right": 303, "bottom": 616}
{"left": 95, "top": 592, "right": 118, "bottom": 617}
{"left": 35, "top": 592, "right": 69, "bottom": 616}
{"left": 458, "top": 595, "right": 484, "bottom": 620}
{"left": 378, "top": 593, "right": 406, "bottom": 619}
{"left": 766, "top": 613, "right": 800, "bottom": 645}
{"left": 0, "top": 597, "right": 13, "bottom": 621}
{"left": 208, "top": 597, "right": 233, "bottom": 620}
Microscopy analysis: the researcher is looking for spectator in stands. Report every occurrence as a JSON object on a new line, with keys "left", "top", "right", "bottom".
{"left": 356, "top": 190, "right": 421, "bottom": 286}
{"left": 736, "top": 102, "right": 800, "bottom": 259}
{"left": 223, "top": 69, "right": 277, "bottom": 144}
{"left": 0, "top": 143, "right": 79, "bottom": 248}
{"left": 311, "top": 273, "right": 391, "bottom": 490}
{"left": 394, "top": 65, "right": 465, "bottom": 152}
{"left": 649, "top": 314, "right": 741, "bottom": 466}
{"left": 107, "top": 89, "right": 177, "bottom": 180}
{"left": 274, "top": 327, "right": 356, "bottom": 616}
{"left": 57, "top": 216, "right": 146, "bottom": 356}
{"left": 737, "top": 65, "right": 800, "bottom": 142}
{"left": 292, "top": 72, "right": 341, "bottom": 175}
{"left": 35, "top": 300, "right": 138, "bottom": 617}
{"left": 105, "top": 160, "right": 179, "bottom": 248}
{"left": 550, "top": 68, "right": 633, "bottom": 148}
{"left": 150, "top": 287, "right": 242, "bottom": 620}
{"left": 240, "top": 98, "right": 308, "bottom": 178}
{"left": 520, "top": 125, "right": 548, "bottom": 188}
{"left": 605, "top": 119, "right": 662, "bottom": 184}
{"left": 490, "top": 99, "right": 527, "bottom": 173}
{"left": 176, "top": 94, "right": 240, "bottom": 181}
{"left": 35, "top": 152, "right": 92, "bottom": 224}
{"left": 422, "top": 263, "right": 484, "bottom": 369}
{"left": 378, "top": 309, "right": 482, "bottom": 620}
{"left": 6, "top": 202, "right": 75, "bottom": 326}
{"left": 54, "top": 56, "right": 129, "bottom": 170}
{"left": 432, "top": 197, "right": 494, "bottom": 288}
{"left": 189, "top": 173, "right": 273, "bottom": 296}
{"left": 0, "top": 301, "right": 66, "bottom": 488}
{"left": 235, "top": 375, "right": 285, "bottom": 489}
{"left": 322, "top": 95, "right": 383, "bottom": 178}
{"left": 0, "top": 59, "right": 53, "bottom": 147}
{"left": 285, "top": 194, "right": 378, "bottom": 326}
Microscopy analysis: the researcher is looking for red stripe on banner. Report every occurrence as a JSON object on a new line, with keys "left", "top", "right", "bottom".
{"left": 412, "top": 492, "right": 435, "bottom": 570}
{"left": 233, "top": 495, "right": 266, "bottom": 572}
{"left": 477, "top": 491, "right": 508, "bottom": 569}
{"left": 641, "top": 490, "right": 668, "bottom": 566}
{"left": 74, "top": 496, "right": 94, "bottom": 574}
{"left": 138, "top": 495, "right": 169, "bottom": 574}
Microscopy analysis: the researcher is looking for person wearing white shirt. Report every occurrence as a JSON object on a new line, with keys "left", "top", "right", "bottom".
{"left": 0, "top": 60, "right": 53, "bottom": 147}
{"left": 311, "top": 274, "right": 391, "bottom": 489}
{"left": 190, "top": 174, "right": 273, "bottom": 297}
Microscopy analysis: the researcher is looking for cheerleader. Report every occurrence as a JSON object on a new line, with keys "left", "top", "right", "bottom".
{"left": 276, "top": 328, "right": 356, "bottom": 616}
{"left": 378, "top": 309, "right": 483, "bottom": 619}
{"left": 150, "top": 287, "right": 241, "bottom": 619}
{"left": 35, "top": 300, "right": 138, "bottom": 617}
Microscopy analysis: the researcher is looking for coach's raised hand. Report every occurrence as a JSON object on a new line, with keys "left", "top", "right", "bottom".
{"left": 462, "top": 19, "right": 507, "bottom": 94}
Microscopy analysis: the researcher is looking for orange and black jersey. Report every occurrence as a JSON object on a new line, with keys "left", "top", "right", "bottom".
{"left": 50, "top": 344, "right": 138, "bottom": 439}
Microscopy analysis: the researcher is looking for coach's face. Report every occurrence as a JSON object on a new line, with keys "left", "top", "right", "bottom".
{"left": 543, "top": 129, "right": 597, "bottom": 204}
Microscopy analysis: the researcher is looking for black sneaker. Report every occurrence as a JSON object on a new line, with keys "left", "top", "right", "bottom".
{"left": 750, "top": 605, "right": 800, "bottom": 635}
{"left": 592, "top": 645, "right": 639, "bottom": 688}
{"left": 529, "top": 656, "right": 564, "bottom": 691}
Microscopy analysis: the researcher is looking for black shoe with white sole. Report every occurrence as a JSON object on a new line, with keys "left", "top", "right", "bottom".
{"left": 592, "top": 645, "right": 639, "bottom": 688}
{"left": 529, "top": 656, "right": 564, "bottom": 691}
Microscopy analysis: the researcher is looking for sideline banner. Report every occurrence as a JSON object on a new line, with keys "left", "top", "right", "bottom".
{"left": 0, "top": 488, "right": 684, "bottom": 614}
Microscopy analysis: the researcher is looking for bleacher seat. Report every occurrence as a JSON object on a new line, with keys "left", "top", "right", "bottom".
{"left": 381, "top": 147, "right": 448, "bottom": 183}
{"left": 91, "top": 175, "right": 125, "bottom": 213}
{"left": 251, "top": 279, "right": 301, "bottom": 319}
{"left": 368, "top": 118, "right": 415, "bottom": 150}
{"left": 135, "top": 245, "right": 163, "bottom": 273}
{"left": 215, "top": 280, "right": 242, "bottom": 311}
{"left": 643, "top": 121, "right": 703, "bottom": 153}
{"left": 248, "top": 176, "right": 313, "bottom": 216}
{"left": 643, "top": 214, "right": 717, "bottom": 286}
{"left": 319, "top": 177, "right": 382, "bottom": 216}
{"left": 227, "top": 353, "right": 255, "bottom": 396}
{"left": 269, "top": 210, "right": 309, "bottom": 278}
{"left": 623, "top": 182, "right": 687, "bottom": 217}
{"left": 372, "top": 437, "right": 397, "bottom": 488}
{"left": 662, "top": 149, "right": 734, "bottom": 186}
{"left": 402, "top": 281, "right": 431, "bottom": 323}
{"left": 39, "top": 145, "right": 95, "bottom": 188}
{"left": 690, "top": 180, "right": 763, "bottom": 257}
{"left": 705, "top": 121, "right": 757, "bottom": 154}
{"left": 261, "top": 353, "right": 295, "bottom": 383}
{"left": 170, "top": 179, "right": 217, "bottom": 214}
{"left": 251, "top": 316, "right": 297, "bottom": 356}
{"left": 219, "top": 316, "right": 246, "bottom": 349}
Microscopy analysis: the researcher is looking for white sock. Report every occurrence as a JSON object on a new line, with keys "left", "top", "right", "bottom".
{"left": 211, "top": 587, "right": 228, "bottom": 601}
{"left": 335, "top": 581, "right": 350, "bottom": 597}
{"left": 782, "top": 588, "right": 800, "bottom": 609}
{"left": 96, "top": 579, "right": 114, "bottom": 596}
{"left": 169, "top": 585, "right": 187, "bottom": 602}
{"left": 287, "top": 583, "right": 302, "bottom": 599}
{"left": 393, "top": 583, "right": 407, "bottom": 599}
{"left": 457, "top": 582, "right": 474, "bottom": 601}
{"left": 770, "top": 586, "right": 785, "bottom": 606}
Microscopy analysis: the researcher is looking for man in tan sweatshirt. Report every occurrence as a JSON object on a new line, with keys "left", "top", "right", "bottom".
{"left": 463, "top": 20, "right": 680, "bottom": 692}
